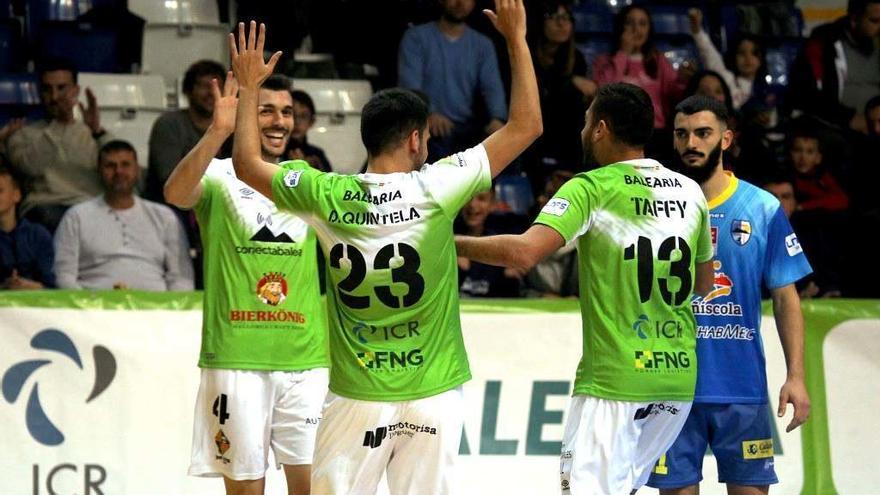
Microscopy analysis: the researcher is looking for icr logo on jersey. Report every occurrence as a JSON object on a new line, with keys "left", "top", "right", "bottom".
{"left": 541, "top": 198, "right": 570, "bottom": 217}
{"left": 731, "top": 219, "right": 751, "bottom": 245}
{"left": 785, "top": 233, "right": 803, "bottom": 256}
{"left": 283, "top": 170, "right": 302, "bottom": 188}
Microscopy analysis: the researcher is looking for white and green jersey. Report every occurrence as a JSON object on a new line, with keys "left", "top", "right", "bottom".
{"left": 270, "top": 146, "right": 492, "bottom": 401}
{"left": 194, "top": 158, "right": 328, "bottom": 371}
{"left": 535, "top": 159, "right": 713, "bottom": 401}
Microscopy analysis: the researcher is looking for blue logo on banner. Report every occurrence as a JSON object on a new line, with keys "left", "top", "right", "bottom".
{"left": 2, "top": 329, "right": 116, "bottom": 446}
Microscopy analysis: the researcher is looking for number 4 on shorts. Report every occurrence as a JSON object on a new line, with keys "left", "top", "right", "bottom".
{"left": 213, "top": 394, "right": 230, "bottom": 425}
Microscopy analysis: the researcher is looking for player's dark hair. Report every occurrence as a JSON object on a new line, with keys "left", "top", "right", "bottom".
{"left": 589, "top": 83, "right": 654, "bottom": 147}
{"left": 361, "top": 88, "right": 429, "bottom": 157}
{"left": 0, "top": 162, "right": 23, "bottom": 191}
{"left": 675, "top": 95, "right": 731, "bottom": 127}
{"left": 849, "top": 0, "right": 880, "bottom": 17}
{"left": 262, "top": 74, "right": 293, "bottom": 93}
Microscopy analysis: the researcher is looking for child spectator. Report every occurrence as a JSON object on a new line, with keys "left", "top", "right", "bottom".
{"left": 0, "top": 163, "right": 56, "bottom": 289}
{"left": 789, "top": 129, "right": 850, "bottom": 213}
{"left": 688, "top": 8, "right": 769, "bottom": 110}
{"left": 455, "top": 188, "right": 526, "bottom": 298}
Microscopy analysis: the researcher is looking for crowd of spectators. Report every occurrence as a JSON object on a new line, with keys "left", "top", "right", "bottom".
{"left": 2, "top": 0, "right": 879, "bottom": 299}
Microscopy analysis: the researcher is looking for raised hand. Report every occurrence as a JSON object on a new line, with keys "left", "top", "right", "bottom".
{"left": 688, "top": 8, "right": 703, "bottom": 35}
{"left": 211, "top": 71, "right": 239, "bottom": 136}
{"left": 0, "top": 118, "right": 25, "bottom": 143}
{"left": 229, "top": 21, "right": 282, "bottom": 91}
{"left": 79, "top": 87, "right": 102, "bottom": 134}
{"left": 483, "top": 0, "right": 526, "bottom": 41}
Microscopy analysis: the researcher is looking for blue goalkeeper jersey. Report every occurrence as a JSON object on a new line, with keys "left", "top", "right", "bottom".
{"left": 692, "top": 174, "right": 812, "bottom": 403}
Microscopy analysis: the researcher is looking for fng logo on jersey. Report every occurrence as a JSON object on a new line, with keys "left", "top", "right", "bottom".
{"left": 785, "top": 233, "right": 803, "bottom": 256}
{"left": 283, "top": 170, "right": 302, "bottom": 188}
{"left": 541, "top": 198, "right": 570, "bottom": 217}
{"left": 2, "top": 329, "right": 116, "bottom": 446}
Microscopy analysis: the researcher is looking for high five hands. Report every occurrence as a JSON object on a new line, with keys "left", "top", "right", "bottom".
{"left": 229, "top": 21, "right": 282, "bottom": 91}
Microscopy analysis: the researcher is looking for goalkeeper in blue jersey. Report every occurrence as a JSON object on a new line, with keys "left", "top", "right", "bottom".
{"left": 647, "top": 96, "right": 812, "bottom": 495}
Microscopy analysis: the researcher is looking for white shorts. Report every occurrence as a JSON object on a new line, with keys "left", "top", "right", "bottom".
{"left": 311, "top": 387, "right": 464, "bottom": 495}
{"left": 560, "top": 395, "right": 692, "bottom": 494}
{"left": 188, "top": 367, "right": 329, "bottom": 480}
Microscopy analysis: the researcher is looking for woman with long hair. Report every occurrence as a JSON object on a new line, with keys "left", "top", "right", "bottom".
{"left": 593, "top": 5, "right": 688, "bottom": 129}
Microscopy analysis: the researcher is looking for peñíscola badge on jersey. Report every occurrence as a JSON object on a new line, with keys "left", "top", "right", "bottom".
{"left": 730, "top": 219, "right": 751, "bottom": 245}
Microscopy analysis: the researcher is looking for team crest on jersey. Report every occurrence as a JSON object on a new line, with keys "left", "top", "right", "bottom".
{"left": 256, "top": 272, "right": 288, "bottom": 306}
{"left": 730, "top": 219, "right": 751, "bottom": 245}
{"left": 214, "top": 429, "right": 231, "bottom": 464}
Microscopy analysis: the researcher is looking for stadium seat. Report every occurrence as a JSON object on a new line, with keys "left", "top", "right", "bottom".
{"left": 292, "top": 79, "right": 371, "bottom": 175}
{"left": 129, "top": 0, "right": 219, "bottom": 25}
{"left": 141, "top": 23, "right": 229, "bottom": 92}
{"left": 0, "top": 72, "right": 43, "bottom": 126}
{"left": 572, "top": 7, "right": 613, "bottom": 35}
{"left": 77, "top": 72, "right": 167, "bottom": 167}
{"left": 655, "top": 36, "right": 699, "bottom": 71}
{"left": 0, "top": 18, "right": 23, "bottom": 72}
{"left": 647, "top": 5, "right": 692, "bottom": 36}
{"left": 36, "top": 21, "right": 129, "bottom": 73}
{"left": 494, "top": 174, "right": 534, "bottom": 216}
{"left": 576, "top": 36, "right": 613, "bottom": 69}
{"left": 764, "top": 37, "right": 803, "bottom": 86}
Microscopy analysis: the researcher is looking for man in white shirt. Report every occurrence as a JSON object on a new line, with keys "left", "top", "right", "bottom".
{"left": 54, "top": 140, "right": 194, "bottom": 291}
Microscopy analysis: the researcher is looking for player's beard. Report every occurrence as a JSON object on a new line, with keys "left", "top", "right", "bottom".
{"left": 676, "top": 139, "right": 723, "bottom": 185}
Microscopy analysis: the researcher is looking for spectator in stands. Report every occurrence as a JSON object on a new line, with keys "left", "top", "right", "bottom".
{"left": 146, "top": 60, "right": 228, "bottom": 201}
{"left": 523, "top": 169, "right": 578, "bottom": 298}
{"left": 787, "top": 0, "right": 880, "bottom": 133}
{"left": 688, "top": 8, "right": 768, "bottom": 111}
{"left": 761, "top": 172, "right": 798, "bottom": 219}
{"left": 789, "top": 128, "right": 850, "bottom": 213}
{"left": 684, "top": 70, "right": 736, "bottom": 116}
{"left": 54, "top": 140, "right": 193, "bottom": 291}
{"left": 843, "top": 95, "right": 880, "bottom": 296}
{"left": 524, "top": 0, "right": 596, "bottom": 191}
{"left": 398, "top": 0, "right": 508, "bottom": 161}
{"left": 760, "top": 172, "right": 822, "bottom": 298}
{"left": 1, "top": 57, "right": 112, "bottom": 233}
{"left": 851, "top": 95, "right": 880, "bottom": 212}
{"left": 0, "top": 162, "right": 55, "bottom": 290}
{"left": 455, "top": 188, "right": 525, "bottom": 298}
{"left": 593, "top": 5, "right": 688, "bottom": 130}
{"left": 285, "top": 89, "right": 332, "bottom": 172}
{"left": 785, "top": 128, "right": 848, "bottom": 297}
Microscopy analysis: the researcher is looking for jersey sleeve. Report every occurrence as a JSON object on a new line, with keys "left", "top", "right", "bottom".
{"left": 420, "top": 145, "right": 492, "bottom": 217}
{"left": 270, "top": 160, "right": 325, "bottom": 215}
{"left": 695, "top": 198, "right": 714, "bottom": 263}
{"left": 763, "top": 206, "right": 813, "bottom": 289}
{"left": 533, "top": 175, "right": 592, "bottom": 243}
{"left": 192, "top": 174, "right": 218, "bottom": 218}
